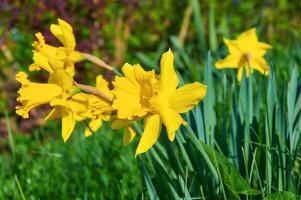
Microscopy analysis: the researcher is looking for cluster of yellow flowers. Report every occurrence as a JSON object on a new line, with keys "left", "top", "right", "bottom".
{"left": 15, "top": 19, "right": 271, "bottom": 155}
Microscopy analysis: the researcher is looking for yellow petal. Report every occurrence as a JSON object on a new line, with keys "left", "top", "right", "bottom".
{"left": 136, "top": 114, "right": 161, "bottom": 155}
{"left": 28, "top": 63, "right": 42, "bottom": 72}
{"left": 257, "top": 41, "right": 272, "bottom": 50}
{"left": 250, "top": 56, "right": 270, "bottom": 75}
{"left": 101, "top": 113, "right": 111, "bottom": 121}
{"left": 123, "top": 126, "right": 136, "bottom": 145}
{"left": 15, "top": 72, "right": 62, "bottom": 118}
{"left": 85, "top": 75, "right": 113, "bottom": 118}
{"left": 50, "top": 19, "right": 75, "bottom": 49}
{"left": 149, "top": 92, "right": 183, "bottom": 141}
{"left": 237, "top": 28, "right": 257, "bottom": 42}
{"left": 112, "top": 63, "right": 157, "bottom": 120}
{"left": 31, "top": 52, "right": 54, "bottom": 73}
{"left": 95, "top": 75, "right": 114, "bottom": 99}
{"left": 85, "top": 118, "right": 103, "bottom": 137}
{"left": 159, "top": 49, "right": 179, "bottom": 96}
{"left": 237, "top": 28, "right": 259, "bottom": 53}
{"left": 45, "top": 107, "right": 62, "bottom": 121}
{"left": 237, "top": 67, "right": 243, "bottom": 81}
{"left": 61, "top": 107, "right": 75, "bottom": 142}
{"left": 48, "top": 59, "right": 74, "bottom": 90}
{"left": 70, "top": 51, "right": 85, "bottom": 63}
{"left": 32, "top": 32, "right": 45, "bottom": 50}
{"left": 251, "top": 42, "right": 272, "bottom": 58}
{"left": 32, "top": 33, "right": 58, "bottom": 57}
{"left": 223, "top": 38, "right": 240, "bottom": 55}
{"left": 68, "top": 93, "right": 93, "bottom": 120}
{"left": 58, "top": 18, "right": 73, "bottom": 31}
{"left": 215, "top": 55, "right": 240, "bottom": 69}
{"left": 160, "top": 108, "right": 184, "bottom": 141}
{"left": 170, "top": 82, "right": 207, "bottom": 113}
{"left": 236, "top": 28, "right": 272, "bottom": 54}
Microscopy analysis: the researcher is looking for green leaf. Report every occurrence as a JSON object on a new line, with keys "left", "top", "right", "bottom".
{"left": 139, "top": 158, "right": 159, "bottom": 200}
{"left": 191, "top": 0, "right": 207, "bottom": 56}
{"left": 208, "top": 1, "right": 217, "bottom": 52}
{"left": 136, "top": 52, "right": 158, "bottom": 71}
{"left": 203, "top": 52, "right": 216, "bottom": 145}
{"left": 201, "top": 142, "right": 261, "bottom": 197}
{"left": 178, "top": 175, "right": 192, "bottom": 199}
{"left": 264, "top": 191, "right": 298, "bottom": 200}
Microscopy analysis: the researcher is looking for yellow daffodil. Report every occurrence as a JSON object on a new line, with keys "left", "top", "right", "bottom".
{"left": 15, "top": 69, "right": 80, "bottom": 142}
{"left": 29, "top": 18, "right": 84, "bottom": 78}
{"left": 45, "top": 75, "right": 113, "bottom": 141}
{"left": 16, "top": 58, "right": 77, "bottom": 140}
{"left": 15, "top": 72, "right": 62, "bottom": 118}
{"left": 112, "top": 49, "right": 207, "bottom": 155}
{"left": 215, "top": 28, "right": 272, "bottom": 81}
{"left": 82, "top": 75, "right": 114, "bottom": 137}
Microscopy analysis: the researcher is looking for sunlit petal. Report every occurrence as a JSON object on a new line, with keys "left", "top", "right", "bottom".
{"left": 237, "top": 67, "right": 243, "bottom": 81}
{"left": 215, "top": 55, "right": 240, "bottom": 69}
{"left": 15, "top": 72, "right": 62, "bottom": 118}
{"left": 159, "top": 49, "right": 179, "bottom": 96}
{"left": 61, "top": 107, "right": 75, "bottom": 142}
{"left": 159, "top": 108, "right": 184, "bottom": 141}
{"left": 136, "top": 114, "right": 161, "bottom": 155}
{"left": 45, "top": 107, "right": 62, "bottom": 121}
{"left": 85, "top": 118, "right": 103, "bottom": 137}
{"left": 250, "top": 57, "right": 270, "bottom": 75}
{"left": 50, "top": 19, "right": 76, "bottom": 49}
{"left": 112, "top": 63, "right": 157, "bottom": 120}
{"left": 223, "top": 38, "right": 240, "bottom": 55}
{"left": 123, "top": 126, "right": 137, "bottom": 145}
{"left": 170, "top": 82, "right": 207, "bottom": 113}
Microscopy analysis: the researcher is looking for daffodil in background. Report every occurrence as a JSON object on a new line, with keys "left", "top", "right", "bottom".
{"left": 215, "top": 28, "right": 272, "bottom": 81}
{"left": 112, "top": 49, "right": 207, "bottom": 155}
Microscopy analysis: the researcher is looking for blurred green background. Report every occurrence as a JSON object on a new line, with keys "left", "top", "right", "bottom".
{"left": 1, "top": 0, "right": 301, "bottom": 199}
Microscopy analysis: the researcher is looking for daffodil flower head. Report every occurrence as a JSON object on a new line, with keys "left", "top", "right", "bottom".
{"left": 113, "top": 49, "right": 207, "bottom": 155}
{"left": 83, "top": 75, "right": 114, "bottom": 137}
{"left": 17, "top": 58, "right": 78, "bottom": 142}
{"left": 15, "top": 72, "right": 63, "bottom": 118}
{"left": 30, "top": 19, "right": 84, "bottom": 77}
{"left": 215, "top": 28, "right": 272, "bottom": 81}
{"left": 45, "top": 75, "right": 113, "bottom": 142}
{"left": 112, "top": 63, "right": 158, "bottom": 120}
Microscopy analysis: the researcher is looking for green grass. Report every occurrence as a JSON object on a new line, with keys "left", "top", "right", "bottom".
{"left": 0, "top": 123, "right": 144, "bottom": 199}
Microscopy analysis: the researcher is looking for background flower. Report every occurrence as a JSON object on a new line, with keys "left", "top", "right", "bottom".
{"left": 215, "top": 28, "right": 272, "bottom": 81}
